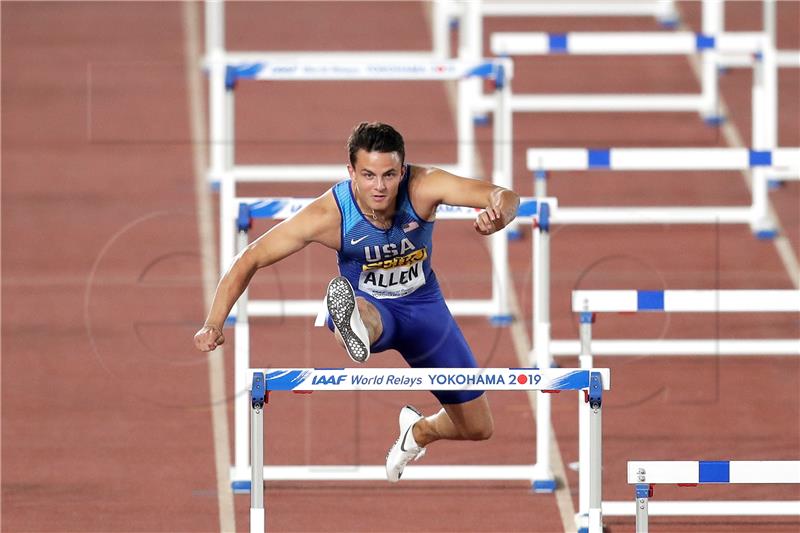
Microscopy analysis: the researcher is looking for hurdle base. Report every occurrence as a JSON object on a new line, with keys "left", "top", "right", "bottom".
{"left": 232, "top": 464, "right": 539, "bottom": 482}
{"left": 754, "top": 228, "right": 779, "bottom": 240}
{"left": 210, "top": 180, "right": 221, "bottom": 192}
{"left": 602, "top": 500, "right": 800, "bottom": 516}
{"left": 703, "top": 115, "right": 726, "bottom": 126}
{"left": 489, "top": 314, "right": 514, "bottom": 327}
{"left": 473, "top": 114, "right": 491, "bottom": 127}
{"left": 768, "top": 179, "right": 785, "bottom": 190}
{"left": 658, "top": 18, "right": 680, "bottom": 30}
{"left": 506, "top": 228, "right": 524, "bottom": 241}
{"left": 532, "top": 479, "right": 557, "bottom": 493}
{"left": 231, "top": 480, "right": 251, "bottom": 493}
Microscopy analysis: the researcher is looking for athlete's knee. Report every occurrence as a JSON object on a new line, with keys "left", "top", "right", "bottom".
{"left": 460, "top": 416, "right": 494, "bottom": 441}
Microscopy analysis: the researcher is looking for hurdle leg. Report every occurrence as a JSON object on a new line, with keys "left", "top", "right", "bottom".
{"left": 532, "top": 206, "right": 555, "bottom": 491}
{"left": 233, "top": 218, "right": 253, "bottom": 488}
{"left": 250, "top": 374, "right": 266, "bottom": 533}
{"left": 700, "top": 0, "right": 722, "bottom": 123}
{"left": 587, "top": 372, "right": 604, "bottom": 533}
{"left": 576, "top": 312, "right": 595, "bottom": 531}
{"left": 634, "top": 484, "right": 651, "bottom": 533}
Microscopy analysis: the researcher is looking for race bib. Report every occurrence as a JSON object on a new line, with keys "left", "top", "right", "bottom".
{"left": 358, "top": 262, "right": 426, "bottom": 299}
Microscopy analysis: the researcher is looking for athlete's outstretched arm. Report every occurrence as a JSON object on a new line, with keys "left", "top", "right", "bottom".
{"left": 194, "top": 192, "right": 340, "bottom": 351}
{"left": 411, "top": 167, "right": 520, "bottom": 236}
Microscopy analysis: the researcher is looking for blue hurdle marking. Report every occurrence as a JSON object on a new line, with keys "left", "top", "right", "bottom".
{"left": 526, "top": 147, "right": 800, "bottom": 172}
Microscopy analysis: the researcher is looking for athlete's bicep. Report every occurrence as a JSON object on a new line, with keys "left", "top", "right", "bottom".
{"left": 244, "top": 193, "right": 338, "bottom": 269}
{"left": 244, "top": 216, "right": 312, "bottom": 269}
{"left": 415, "top": 168, "right": 497, "bottom": 210}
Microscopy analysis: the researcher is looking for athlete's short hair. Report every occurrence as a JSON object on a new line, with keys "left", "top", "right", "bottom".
{"left": 346, "top": 122, "right": 405, "bottom": 166}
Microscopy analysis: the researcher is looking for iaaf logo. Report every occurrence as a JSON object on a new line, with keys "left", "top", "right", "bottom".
{"left": 311, "top": 374, "right": 347, "bottom": 385}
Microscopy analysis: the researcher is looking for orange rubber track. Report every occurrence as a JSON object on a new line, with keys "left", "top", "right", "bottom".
{"left": 2, "top": 2, "right": 797, "bottom": 532}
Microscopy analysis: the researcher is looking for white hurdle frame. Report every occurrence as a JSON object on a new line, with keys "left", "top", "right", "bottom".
{"left": 629, "top": 461, "right": 800, "bottom": 531}
{"left": 527, "top": 200, "right": 800, "bottom": 504}
{"left": 526, "top": 147, "right": 800, "bottom": 236}
{"left": 248, "top": 367, "right": 610, "bottom": 533}
{"left": 208, "top": 57, "right": 513, "bottom": 278}
{"left": 228, "top": 198, "right": 550, "bottom": 489}
{"left": 571, "top": 290, "right": 800, "bottom": 526}
{"left": 488, "top": 29, "right": 762, "bottom": 120}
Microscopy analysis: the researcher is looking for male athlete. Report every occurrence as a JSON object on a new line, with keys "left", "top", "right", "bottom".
{"left": 194, "top": 122, "right": 519, "bottom": 482}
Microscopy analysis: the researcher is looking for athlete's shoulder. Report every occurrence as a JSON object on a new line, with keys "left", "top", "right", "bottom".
{"left": 406, "top": 165, "right": 453, "bottom": 220}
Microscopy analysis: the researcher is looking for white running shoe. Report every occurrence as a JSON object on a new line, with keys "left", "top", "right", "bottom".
{"left": 386, "top": 405, "right": 427, "bottom": 483}
{"left": 326, "top": 276, "right": 370, "bottom": 363}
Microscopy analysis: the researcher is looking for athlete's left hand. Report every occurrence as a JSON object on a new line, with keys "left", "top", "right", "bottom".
{"left": 474, "top": 206, "right": 504, "bottom": 235}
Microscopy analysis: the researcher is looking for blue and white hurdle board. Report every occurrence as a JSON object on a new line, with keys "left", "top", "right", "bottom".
{"left": 628, "top": 461, "right": 800, "bottom": 532}
{"left": 246, "top": 367, "right": 610, "bottom": 533}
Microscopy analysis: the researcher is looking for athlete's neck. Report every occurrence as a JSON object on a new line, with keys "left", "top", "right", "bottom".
{"left": 353, "top": 189, "right": 396, "bottom": 229}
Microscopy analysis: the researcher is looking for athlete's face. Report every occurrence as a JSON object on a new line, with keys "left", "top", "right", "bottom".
{"left": 348, "top": 149, "right": 403, "bottom": 214}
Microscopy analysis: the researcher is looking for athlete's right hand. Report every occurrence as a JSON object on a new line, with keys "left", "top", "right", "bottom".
{"left": 194, "top": 324, "right": 225, "bottom": 352}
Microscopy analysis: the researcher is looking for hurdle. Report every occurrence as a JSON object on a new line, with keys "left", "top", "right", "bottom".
{"left": 526, "top": 147, "right": 800, "bottom": 236}
{"left": 464, "top": 198, "right": 800, "bottom": 500}
{"left": 488, "top": 29, "right": 765, "bottom": 121}
{"left": 571, "top": 290, "right": 800, "bottom": 527}
{"left": 453, "top": 0, "right": 682, "bottom": 125}
{"left": 206, "top": 58, "right": 513, "bottom": 279}
{"left": 247, "top": 367, "right": 610, "bottom": 533}
{"left": 628, "top": 461, "right": 800, "bottom": 531}
{"left": 228, "top": 198, "right": 552, "bottom": 486}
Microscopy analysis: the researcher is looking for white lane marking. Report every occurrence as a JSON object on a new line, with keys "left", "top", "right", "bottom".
{"left": 182, "top": 3, "right": 236, "bottom": 532}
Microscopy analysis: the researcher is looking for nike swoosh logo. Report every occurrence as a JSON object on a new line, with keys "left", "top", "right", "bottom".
{"left": 400, "top": 427, "right": 412, "bottom": 452}
{"left": 350, "top": 236, "right": 368, "bottom": 245}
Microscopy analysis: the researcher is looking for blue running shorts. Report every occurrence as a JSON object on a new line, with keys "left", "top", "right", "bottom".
{"left": 327, "top": 290, "right": 483, "bottom": 405}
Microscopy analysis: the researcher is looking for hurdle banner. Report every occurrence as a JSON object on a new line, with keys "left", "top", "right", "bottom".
{"left": 246, "top": 368, "right": 610, "bottom": 533}
{"left": 628, "top": 461, "right": 800, "bottom": 531}
{"left": 569, "top": 291, "right": 800, "bottom": 529}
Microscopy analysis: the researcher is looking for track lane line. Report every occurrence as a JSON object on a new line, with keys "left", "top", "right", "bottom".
{"left": 182, "top": 3, "right": 236, "bottom": 532}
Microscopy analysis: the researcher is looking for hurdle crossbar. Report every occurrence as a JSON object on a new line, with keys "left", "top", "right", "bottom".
{"left": 628, "top": 461, "right": 800, "bottom": 531}
{"left": 526, "top": 147, "right": 800, "bottom": 235}
{"left": 571, "top": 290, "right": 800, "bottom": 313}
{"left": 247, "top": 368, "right": 610, "bottom": 533}
{"left": 492, "top": 31, "right": 765, "bottom": 56}
{"left": 526, "top": 147, "right": 799, "bottom": 172}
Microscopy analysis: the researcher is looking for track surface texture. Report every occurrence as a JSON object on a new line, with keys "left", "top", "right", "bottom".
{"left": 2, "top": 2, "right": 798, "bottom": 532}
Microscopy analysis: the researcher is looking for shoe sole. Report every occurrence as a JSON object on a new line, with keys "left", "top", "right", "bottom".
{"left": 326, "top": 276, "right": 369, "bottom": 363}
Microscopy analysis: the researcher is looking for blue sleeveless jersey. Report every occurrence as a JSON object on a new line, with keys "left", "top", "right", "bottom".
{"left": 332, "top": 173, "right": 439, "bottom": 299}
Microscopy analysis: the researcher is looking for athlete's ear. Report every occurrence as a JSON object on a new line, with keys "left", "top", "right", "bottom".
{"left": 347, "top": 164, "right": 356, "bottom": 180}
